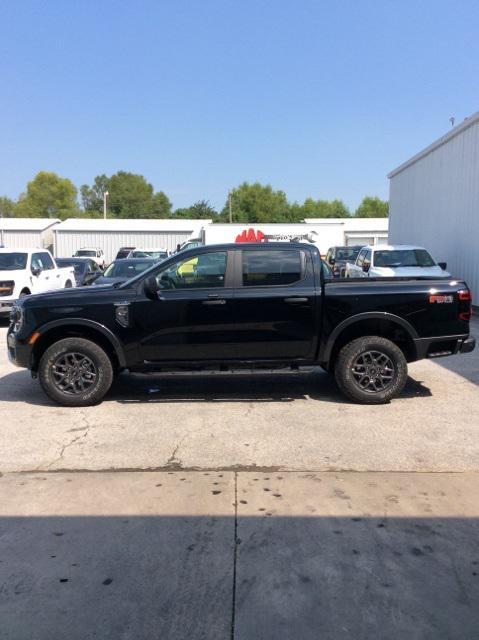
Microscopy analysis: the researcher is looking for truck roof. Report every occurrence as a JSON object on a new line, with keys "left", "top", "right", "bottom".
{"left": 184, "top": 242, "right": 319, "bottom": 251}
{"left": 0, "top": 247, "right": 47, "bottom": 254}
{"left": 366, "top": 245, "right": 428, "bottom": 252}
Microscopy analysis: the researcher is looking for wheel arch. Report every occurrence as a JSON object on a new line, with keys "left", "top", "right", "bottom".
{"left": 31, "top": 319, "right": 126, "bottom": 372}
{"left": 323, "top": 312, "right": 418, "bottom": 368}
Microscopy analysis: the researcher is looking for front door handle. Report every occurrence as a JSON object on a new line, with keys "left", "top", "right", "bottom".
{"left": 284, "top": 297, "right": 308, "bottom": 304}
{"left": 202, "top": 299, "right": 227, "bottom": 305}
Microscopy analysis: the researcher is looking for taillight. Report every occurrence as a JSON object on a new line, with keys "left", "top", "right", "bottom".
{"left": 458, "top": 289, "right": 472, "bottom": 322}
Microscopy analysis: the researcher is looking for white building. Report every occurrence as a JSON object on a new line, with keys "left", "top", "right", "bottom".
{"left": 54, "top": 218, "right": 212, "bottom": 262}
{"left": 303, "top": 218, "right": 388, "bottom": 252}
{"left": 0, "top": 218, "right": 59, "bottom": 252}
{"left": 388, "top": 111, "right": 479, "bottom": 301}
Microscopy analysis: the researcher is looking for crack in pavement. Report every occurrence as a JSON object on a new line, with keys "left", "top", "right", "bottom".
{"left": 40, "top": 410, "right": 93, "bottom": 471}
{"left": 165, "top": 435, "right": 187, "bottom": 471}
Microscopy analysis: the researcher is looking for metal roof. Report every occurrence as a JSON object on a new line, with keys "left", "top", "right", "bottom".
{"left": 55, "top": 218, "right": 212, "bottom": 232}
{"left": 388, "top": 110, "right": 479, "bottom": 179}
{"left": 0, "top": 218, "right": 60, "bottom": 231}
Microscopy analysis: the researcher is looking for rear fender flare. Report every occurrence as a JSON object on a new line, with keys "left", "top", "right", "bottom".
{"left": 322, "top": 312, "right": 419, "bottom": 363}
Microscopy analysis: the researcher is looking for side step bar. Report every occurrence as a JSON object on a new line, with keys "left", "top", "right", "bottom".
{"left": 135, "top": 366, "right": 316, "bottom": 377}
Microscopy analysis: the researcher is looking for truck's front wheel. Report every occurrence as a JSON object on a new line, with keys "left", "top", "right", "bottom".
{"left": 335, "top": 336, "right": 407, "bottom": 404}
{"left": 39, "top": 338, "right": 113, "bottom": 407}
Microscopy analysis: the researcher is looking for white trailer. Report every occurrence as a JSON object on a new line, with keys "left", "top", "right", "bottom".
{"left": 180, "top": 219, "right": 388, "bottom": 256}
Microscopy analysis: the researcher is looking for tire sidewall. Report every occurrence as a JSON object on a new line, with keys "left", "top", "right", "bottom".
{"left": 39, "top": 338, "right": 113, "bottom": 406}
{"left": 335, "top": 336, "right": 408, "bottom": 404}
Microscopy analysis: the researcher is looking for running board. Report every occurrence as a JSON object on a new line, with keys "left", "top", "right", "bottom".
{"left": 134, "top": 366, "right": 316, "bottom": 377}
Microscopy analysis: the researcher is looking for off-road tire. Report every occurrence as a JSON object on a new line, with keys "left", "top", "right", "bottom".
{"left": 39, "top": 337, "right": 113, "bottom": 407}
{"left": 335, "top": 336, "right": 407, "bottom": 404}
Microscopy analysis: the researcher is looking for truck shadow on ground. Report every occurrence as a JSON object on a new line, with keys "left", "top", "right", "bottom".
{"left": 0, "top": 512, "right": 478, "bottom": 640}
{"left": 0, "top": 369, "right": 432, "bottom": 406}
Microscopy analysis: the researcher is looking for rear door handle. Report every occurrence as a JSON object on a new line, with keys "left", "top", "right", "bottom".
{"left": 202, "top": 299, "right": 227, "bottom": 305}
{"left": 284, "top": 297, "right": 308, "bottom": 304}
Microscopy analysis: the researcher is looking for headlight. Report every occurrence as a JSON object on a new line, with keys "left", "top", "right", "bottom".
{"left": 9, "top": 305, "right": 24, "bottom": 332}
{"left": 0, "top": 280, "right": 14, "bottom": 296}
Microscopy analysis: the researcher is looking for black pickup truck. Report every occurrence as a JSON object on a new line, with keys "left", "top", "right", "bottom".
{"left": 7, "top": 243, "right": 475, "bottom": 406}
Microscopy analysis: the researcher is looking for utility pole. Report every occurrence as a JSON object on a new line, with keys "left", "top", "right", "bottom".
{"left": 103, "top": 191, "right": 109, "bottom": 220}
{"left": 228, "top": 191, "right": 232, "bottom": 223}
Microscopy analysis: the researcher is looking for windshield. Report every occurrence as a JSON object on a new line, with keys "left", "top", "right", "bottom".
{"left": 75, "top": 250, "right": 96, "bottom": 257}
{"left": 336, "top": 247, "right": 361, "bottom": 261}
{"left": 0, "top": 253, "right": 28, "bottom": 270}
{"left": 130, "top": 250, "right": 168, "bottom": 260}
{"left": 374, "top": 249, "right": 436, "bottom": 268}
{"left": 103, "top": 260, "right": 154, "bottom": 278}
{"left": 56, "top": 259, "right": 87, "bottom": 274}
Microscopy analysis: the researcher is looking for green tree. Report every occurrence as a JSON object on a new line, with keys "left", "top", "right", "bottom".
{"left": 15, "top": 172, "right": 79, "bottom": 219}
{"left": 219, "top": 182, "right": 291, "bottom": 223}
{"left": 0, "top": 196, "right": 16, "bottom": 218}
{"left": 107, "top": 171, "right": 155, "bottom": 218}
{"left": 173, "top": 200, "right": 217, "bottom": 219}
{"left": 293, "top": 198, "right": 350, "bottom": 219}
{"left": 151, "top": 191, "right": 173, "bottom": 218}
{"left": 355, "top": 196, "right": 389, "bottom": 218}
{"left": 81, "top": 172, "right": 172, "bottom": 218}
{"left": 80, "top": 174, "right": 109, "bottom": 215}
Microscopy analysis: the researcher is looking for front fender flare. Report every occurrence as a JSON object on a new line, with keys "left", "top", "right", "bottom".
{"left": 35, "top": 318, "right": 127, "bottom": 368}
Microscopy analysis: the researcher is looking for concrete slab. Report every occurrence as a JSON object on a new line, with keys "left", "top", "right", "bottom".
{"left": 234, "top": 472, "right": 479, "bottom": 640}
{"left": 0, "top": 472, "right": 235, "bottom": 640}
{"left": 1, "top": 326, "right": 478, "bottom": 473}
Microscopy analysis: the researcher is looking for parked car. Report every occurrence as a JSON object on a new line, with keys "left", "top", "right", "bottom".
{"left": 7, "top": 243, "right": 474, "bottom": 407}
{"left": 115, "top": 246, "right": 136, "bottom": 260}
{"left": 93, "top": 258, "right": 156, "bottom": 286}
{"left": 73, "top": 248, "right": 105, "bottom": 269}
{"left": 0, "top": 248, "right": 76, "bottom": 317}
{"left": 325, "top": 245, "right": 364, "bottom": 278}
{"left": 55, "top": 258, "right": 102, "bottom": 286}
{"left": 345, "top": 245, "right": 451, "bottom": 278}
{"left": 127, "top": 248, "right": 169, "bottom": 261}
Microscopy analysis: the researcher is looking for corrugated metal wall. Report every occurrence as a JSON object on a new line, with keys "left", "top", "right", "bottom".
{"left": 54, "top": 231, "right": 193, "bottom": 262}
{"left": 0, "top": 230, "right": 51, "bottom": 251}
{"left": 389, "top": 122, "right": 479, "bottom": 301}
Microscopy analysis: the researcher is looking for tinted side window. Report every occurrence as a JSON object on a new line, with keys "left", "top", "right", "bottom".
{"left": 364, "top": 250, "right": 372, "bottom": 265}
{"left": 41, "top": 253, "right": 55, "bottom": 270}
{"left": 32, "top": 252, "right": 53, "bottom": 271}
{"left": 242, "top": 250, "right": 302, "bottom": 287}
{"left": 157, "top": 251, "right": 227, "bottom": 289}
{"left": 356, "top": 249, "right": 366, "bottom": 267}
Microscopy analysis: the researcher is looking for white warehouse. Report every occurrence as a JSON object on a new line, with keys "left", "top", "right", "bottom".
{"left": 0, "top": 218, "right": 59, "bottom": 252}
{"left": 388, "top": 111, "right": 479, "bottom": 301}
{"left": 54, "top": 218, "right": 212, "bottom": 263}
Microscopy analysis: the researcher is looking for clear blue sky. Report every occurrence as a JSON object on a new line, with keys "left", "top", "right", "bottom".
{"left": 1, "top": 0, "right": 478, "bottom": 212}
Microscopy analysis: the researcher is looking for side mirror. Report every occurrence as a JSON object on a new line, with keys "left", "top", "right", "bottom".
{"left": 438, "top": 262, "right": 447, "bottom": 271}
{"left": 144, "top": 275, "right": 160, "bottom": 300}
{"left": 329, "top": 258, "right": 335, "bottom": 266}
{"left": 31, "top": 266, "right": 42, "bottom": 276}
{"left": 362, "top": 262, "right": 370, "bottom": 273}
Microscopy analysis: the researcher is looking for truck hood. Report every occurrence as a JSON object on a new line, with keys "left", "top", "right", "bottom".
{"left": 19, "top": 283, "right": 123, "bottom": 307}
{"left": 0, "top": 270, "right": 23, "bottom": 281}
{"left": 373, "top": 265, "right": 451, "bottom": 278}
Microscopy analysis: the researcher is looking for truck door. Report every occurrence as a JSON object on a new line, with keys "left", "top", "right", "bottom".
{"left": 232, "top": 247, "right": 318, "bottom": 360}
{"left": 133, "top": 249, "right": 237, "bottom": 362}
{"left": 31, "top": 252, "right": 55, "bottom": 292}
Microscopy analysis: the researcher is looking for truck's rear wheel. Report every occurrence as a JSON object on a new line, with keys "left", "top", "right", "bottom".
{"left": 39, "top": 338, "right": 113, "bottom": 406}
{"left": 335, "top": 336, "right": 407, "bottom": 404}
